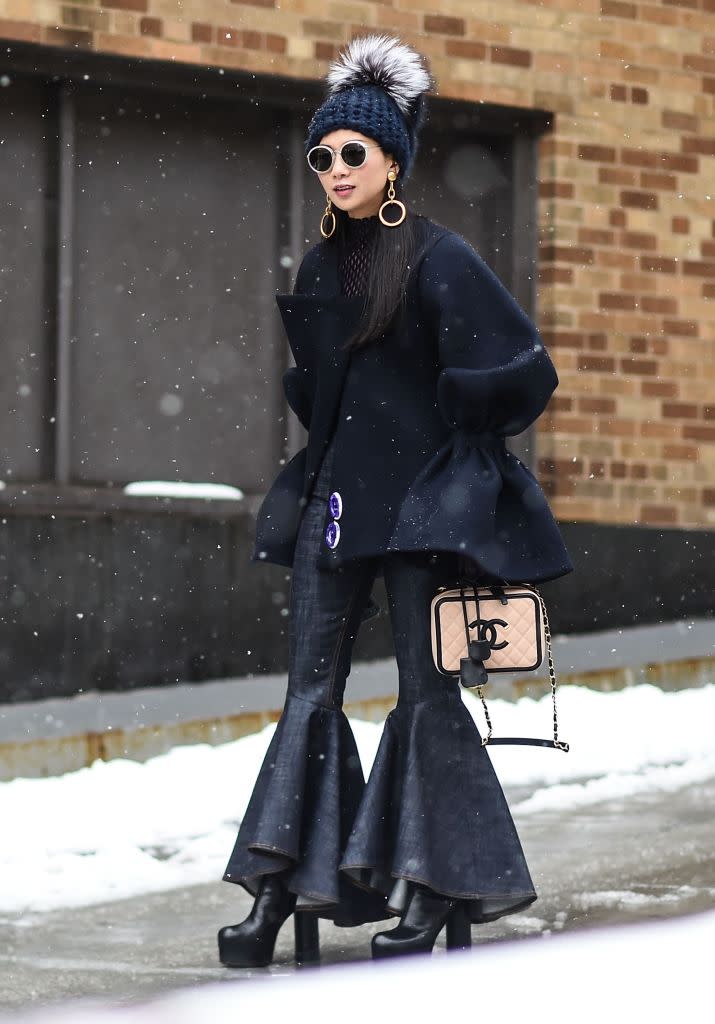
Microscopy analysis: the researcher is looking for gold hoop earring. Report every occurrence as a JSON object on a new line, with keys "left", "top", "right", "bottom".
{"left": 378, "top": 169, "right": 406, "bottom": 227}
{"left": 320, "top": 195, "right": 336, "bottom": 239}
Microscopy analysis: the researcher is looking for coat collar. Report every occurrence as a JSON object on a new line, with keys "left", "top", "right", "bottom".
{"left": 274, "top": 241, "right": 364, "bottom": 370}
{"left": 274, "top": 242, "right": 366, "bottom": 496}
{"left": 273, "top": 216, "right": 448, "bottom": 368}
{"left": 282, "top": 236, "right": 345, "bottom": 301}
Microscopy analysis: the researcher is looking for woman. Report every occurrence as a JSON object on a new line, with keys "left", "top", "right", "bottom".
{"left": 219, "top": 33, "right": 574, "bottom": 965}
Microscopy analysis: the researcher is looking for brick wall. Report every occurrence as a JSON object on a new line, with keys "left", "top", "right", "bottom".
{"left": 2, "top": 0, "right": 714, "bottom": 531}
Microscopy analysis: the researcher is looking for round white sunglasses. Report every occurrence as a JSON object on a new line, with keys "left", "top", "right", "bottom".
{"left": 306, "top": 140, "right": 382, "bottom": 174}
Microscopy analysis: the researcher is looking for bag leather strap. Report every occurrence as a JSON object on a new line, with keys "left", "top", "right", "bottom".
{"left": 485, "top": 737, "right": 570, "bottom": 750}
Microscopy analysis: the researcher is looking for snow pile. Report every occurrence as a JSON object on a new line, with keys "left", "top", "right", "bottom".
{"left": 1, "top": 907, "right": 713, "bottom": 1024}
{"left": 0, "top": 683, "right": 712, "bottom": 915}
{"left": 464, "top": 681, "right": 715, "bottom": 813}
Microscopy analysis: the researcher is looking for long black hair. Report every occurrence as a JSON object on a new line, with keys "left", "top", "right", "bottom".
{"left": 324, "top": 179, "right": 429, "bottom": 353}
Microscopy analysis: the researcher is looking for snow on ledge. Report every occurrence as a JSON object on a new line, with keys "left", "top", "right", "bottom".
{"left": 122, "top": 481, "right": 244, "bottom": 500}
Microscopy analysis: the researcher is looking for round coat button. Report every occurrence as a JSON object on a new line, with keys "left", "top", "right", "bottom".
{"left": 325, "top": 520, "right": 341, "bottom": 549}
{"left": 328, "top": 491, "right": 343, "bottom": 519}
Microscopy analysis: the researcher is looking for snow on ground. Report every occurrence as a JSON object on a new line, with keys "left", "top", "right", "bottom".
{"left": 1, "top": 683, "right": 713, "bottom": 916}
{"left": 3, "top": 907, "right": 713, "bottom": 1024}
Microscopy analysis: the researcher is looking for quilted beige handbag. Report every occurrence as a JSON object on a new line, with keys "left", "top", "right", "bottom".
{"left": 431, "top": 581, "right": 569, "bottom": 751}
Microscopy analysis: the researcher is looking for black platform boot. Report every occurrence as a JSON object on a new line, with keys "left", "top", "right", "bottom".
{"left": 371, "top": 883, "right": 471, "bottom": 959}
{"left": 218, "top": 872, "right": 297, "bottom": 968}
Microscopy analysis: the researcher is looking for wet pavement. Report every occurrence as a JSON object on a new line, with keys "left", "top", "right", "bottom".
{"left": 1, "top": 775, "right": 713, "bottom": 1015}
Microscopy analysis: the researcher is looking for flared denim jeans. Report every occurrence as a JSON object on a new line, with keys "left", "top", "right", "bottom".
{"left": 223, "top": 440, "right": 538, "bottom": 927}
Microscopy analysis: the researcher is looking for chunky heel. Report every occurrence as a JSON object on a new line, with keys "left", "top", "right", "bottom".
{"left": 294, "top": 911, "right": 321, "bottom": 965}
{"left": 218, "top": 873, "right": 296, "bottom": 968}
{"left": 372, "top": 883, "right": 457, "bottom": 959}
{"left": 445, "top": 903, "right": 471, "bottom": 950}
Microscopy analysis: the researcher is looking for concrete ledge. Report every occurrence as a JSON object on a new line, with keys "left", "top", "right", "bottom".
{"left": 1, "top": 617, "right": 713, "bottom": 780}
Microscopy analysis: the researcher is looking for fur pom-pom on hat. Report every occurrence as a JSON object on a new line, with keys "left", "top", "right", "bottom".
{"left": 305, "top": 33, "right": 436, "bottom": 185}
{"left": 325, "top": 33, "right": 436, "bottom": 119}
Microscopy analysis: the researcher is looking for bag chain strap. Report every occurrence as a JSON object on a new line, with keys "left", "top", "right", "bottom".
{"left": 533, "top": 586, "right": 569, "bottom": 752}
{"left": 460, "top": 581, "right": 568, "bottom": 752}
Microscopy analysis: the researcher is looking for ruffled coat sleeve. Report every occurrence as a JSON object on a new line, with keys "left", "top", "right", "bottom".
{"left": 387, "top": 231, "right": 574, "bottom": 584}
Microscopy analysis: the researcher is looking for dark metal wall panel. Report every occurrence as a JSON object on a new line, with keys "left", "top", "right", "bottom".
{"left": 403, "top": 126, "right": 513, "bottom": 276}
{"left": 539, "top": 521, "right": 715, "bottom": 633}
{"left": 0, "top": 79, "right": 53, "bottom": 482}
{"left": 2, "top": 514, "right": 713, "bottom": 704}
{"left": 0, "top": 510, "right": 257, "bottom": 703}
{"left": 0, "top": 515, "right": 104, "bottom": 702}
{"left": 70, "top": 86, "right": 281, "bottom": 487}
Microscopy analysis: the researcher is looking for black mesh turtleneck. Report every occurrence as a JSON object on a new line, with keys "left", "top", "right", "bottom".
{"left": 337, "top": 213, "right": 380, "bottom": 297}
{"left": 312, "top": 214, "right": 380, "bottom": 501}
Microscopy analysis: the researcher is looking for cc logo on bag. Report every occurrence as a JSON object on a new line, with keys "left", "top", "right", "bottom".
{"left": 468, "top": 618, "right": 508, "bottom": 650}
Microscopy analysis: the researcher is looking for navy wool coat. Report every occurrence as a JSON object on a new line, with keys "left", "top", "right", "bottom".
{"left": 252, "top": 216, "right": 574, "bottom": 585}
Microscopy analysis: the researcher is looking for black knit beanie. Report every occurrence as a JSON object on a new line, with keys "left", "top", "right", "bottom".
{"left": 305, "top": 33, "right": 436, "bottom": 185}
